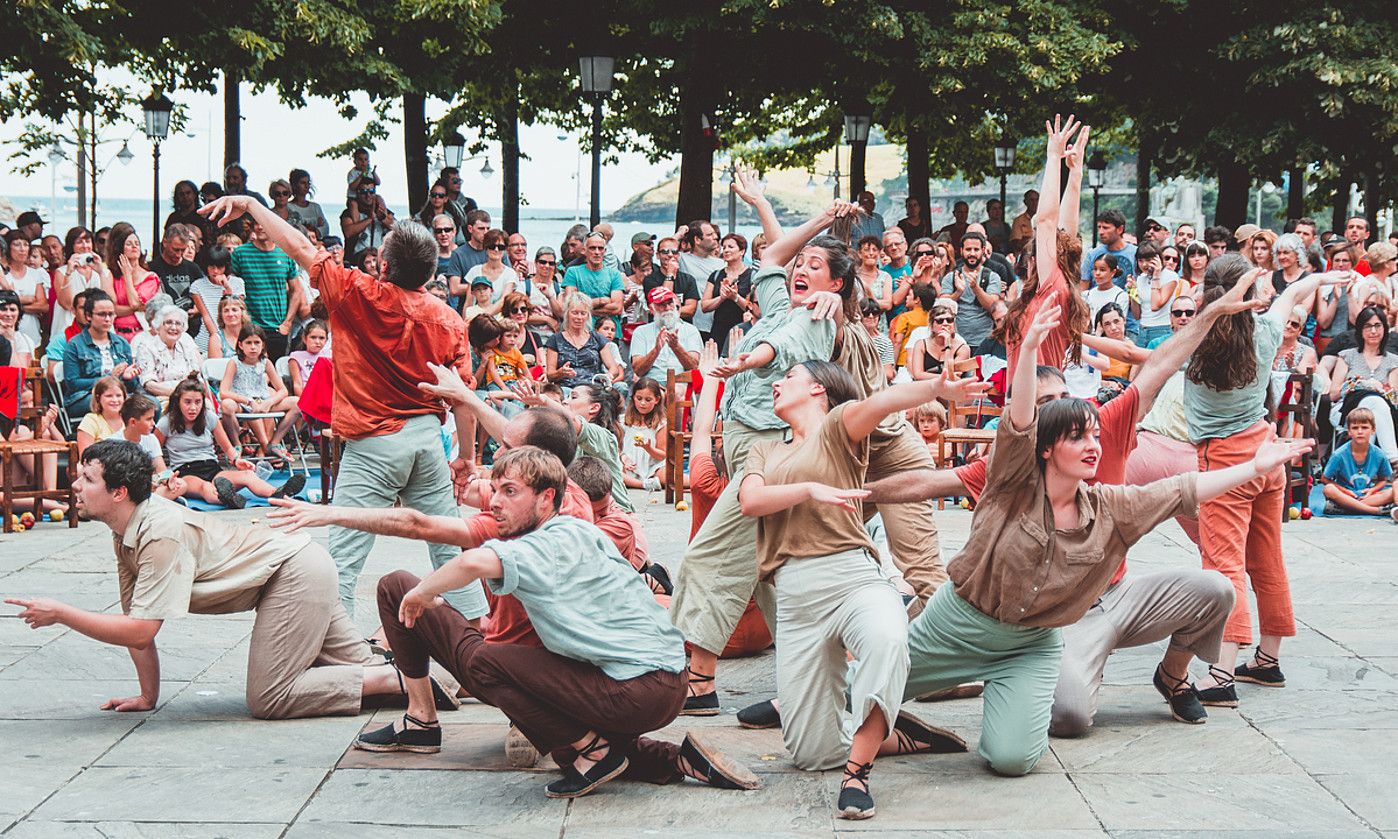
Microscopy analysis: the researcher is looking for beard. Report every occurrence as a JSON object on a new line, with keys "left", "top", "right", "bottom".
{"left": 495, "top": 507, "right": 543, "bottom": 538}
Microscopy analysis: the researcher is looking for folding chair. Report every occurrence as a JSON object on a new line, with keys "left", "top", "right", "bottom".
{"left": 663, "top": 369, "right": 696, "bottom": 505}
{"left": 1274, "top": 370, "right": 1316, "bottom": 521}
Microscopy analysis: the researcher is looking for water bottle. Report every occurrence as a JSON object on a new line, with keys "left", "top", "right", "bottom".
{"left": 255, "top": 460, "right": 274, "bottom": 481}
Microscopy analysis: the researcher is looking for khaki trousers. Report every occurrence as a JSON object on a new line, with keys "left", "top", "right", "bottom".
{"left": 246, "top": 544, "right": 370, "bottom": 719}
{"left": 865, "top": 424, "right": 948, "bottom": 601}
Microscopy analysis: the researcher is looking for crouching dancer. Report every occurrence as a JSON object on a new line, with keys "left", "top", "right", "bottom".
{"left": 362, "top": 446, "right": 760, "bottom": 800}
{"left": 6, "top": 439, "right": 410, "bottom": 719}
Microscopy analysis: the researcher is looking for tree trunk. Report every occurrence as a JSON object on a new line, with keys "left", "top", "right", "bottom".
{"left": 675, "top": 67, "right": 714, "bottom": 227}
{"left": 1134, "top": 131, "right": 1152, "bottom": 236}
{"left": 222, "top": 71, "right": 240, "bottom": 171}
{"left": 500, "top": 90, "right": 520, "bottom": 234}
{"left": 850, "top": 140, "right": 867, "bottom": 199}
{"left": 905, "top": 120, "right": 929, "bottom": 213}
{"left": 1214, "top": 160, "right": 1250, "bottom": 229}
{"left": 1287, "top": 166, "right": 1305, "bottom": 221}
{"left": 402, "top": 92, "right": 429, "bottom": 214}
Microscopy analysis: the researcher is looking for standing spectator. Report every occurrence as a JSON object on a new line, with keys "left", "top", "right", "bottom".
{"left": 446, "top": 209, "right": 493, "bottom": 303}
{"left": 678, "top": 220, "right": 723, "bottom": 339}
{"left": 439, "top": 166, "right": 477, "bottom": 222}
{"left": 507, "top": 232, "right": 531, "bottom": 280}
{"left": 591, "top": 222, "right": 623, "bottom": 271}
{"left": 103, "top": 223, "right": 158, "bottom": 343}
{"left": 643, "top": 237, "right": 701, "bottom": 322}
{"left": 150, "top": 225, "right": 204, "bottom": 321}
{"left": 1142, "top": 218, "right": 1170, "bottom": 247}
{"left": 285, "top": 169, "right": 329, "bottom": 240}
{"left": 1204, "top": 225, "right": 1232, "bottom": 258}
{"left": 855, "top": 235, "right": 894, "bottom": 317}
{"left": 463, "top": 229, "right": 519, "bottom": 316}
{"left": 936, "top": 200, "right": 971, "bottom": 244}
{"left": 416, "top": 182, "right": 454, "bottom": 235}
{"left": 1174, "top": 223, "right": 1197, "bottom": 248}
{"left": 189, "top": 246, "right": 243, "bottom": 351}
{"left": 340, "top": 186, "right": 395, "bottom": 262}
{"left": 429, "top": 214, "right": 460, "bottom": 309}
{"left": 14, "top": 210, "right": 45, "bottom": 241}
{"left": 163, "top": 180, "right": 210, "bottom": 256}
{"left": 1344, "top": 217, "right": 1373, "bottom": 274}
{"left": 939, "top": 231, "right": 1002, "bottom": 351}
{"left": 882, "top": 229, "right": 912, "bottom": 290}
{"left": 627, "top": 232, "right": 658, "bottom": 285}
{"left": 897, "top": 197, "right": 932, "bottom": 244}
{"left": 851, "top": 190, "right": 885, "bottom": 241}
{"left": 1135, "top": 242, "right": 1182, "bottom": 347}
{"left": 344, "top": 147, "right": 380, "bottom": 202}
{"left": 525, "top": 246, "right": 563, "bottom": 335}
{"left": 223, "top": 164, "right": 268, "bottom": 207}
{"left": 560, "top": 223, "right": 588, "bottom": 268}
{"left": 1082, "top": 209, "right": 1137, "bottom": 282}
{"left": 629, "top": 287, "right": 701, "bottom": 379}
{"left": 1009, "top": 189, "right": 1039, "bottom": 254}
{"left": 52, "top": 227, "right": 110, "bottom": 340}
{"left": 562, "top": 233, "right": 625, "bottom": 334}
{"left": 981, "top": 198, "right": 1011, "bottom": 254}
{"left": 230, "top": 220, "right": 300, "bottom": 360}
{"left": 1, "top": 232, "right": 50, "bottom": 348}
{"left": 701, "top": 233, "right": 755, "bottom": 356}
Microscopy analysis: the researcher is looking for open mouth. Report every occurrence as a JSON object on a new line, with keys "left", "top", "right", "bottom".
{"left": 792, "top": 279, "right": 809, "bottom": 293}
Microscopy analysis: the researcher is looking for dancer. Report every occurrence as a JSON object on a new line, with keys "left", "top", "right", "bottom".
{"left": 894, "top": 305, "right": 1308, "bottom": 776}
{"left": 6, "top": 439, "right": 412, "bottom": 719}
{"left": 357, "top": 446, "right": 761, "bottom": 799}
{"left": 740, "top": 360, "right": 981, "bottom": 818}
{"left": 1186, "top": 255, "right": 1353, "bottom": 705}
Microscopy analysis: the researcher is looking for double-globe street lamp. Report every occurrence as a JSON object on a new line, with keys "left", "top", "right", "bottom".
{"left": 1087, "top": 151, "right": 1107, "bottom": 245}
{"left": 578, "top": 54, "right": 616, "bottom": 229}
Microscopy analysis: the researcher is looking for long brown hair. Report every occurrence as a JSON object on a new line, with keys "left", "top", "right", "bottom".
{"left": 1000, "top": 232, "right": 1089, "bottom": 363}
{"left": 1186, "top": 253, "right": 1256, "bottom": 391}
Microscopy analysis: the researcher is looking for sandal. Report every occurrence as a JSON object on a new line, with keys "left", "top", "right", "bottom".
{"left": 1235, "top": 648, "right": 1286, "bottom": 687}
{"left": 680, "top": 671, "right": 719, "bottom": 716}
{"left": 1195, "top": 664, "right": 1239, "bottom": 708}
{"left": 354, "top": 712, "right": 441, "bottom": 753}
{"left": 888, "top": 710, "right": 968, "bottom": 755}
{"left": 545, "top": 732, "right": 629, "bottom": 798}
{"left": 835, "top": 760, "right": 875, "bottom": 820}
{"left": 1153, "top": 664, "right": 1207, "bottom": 724}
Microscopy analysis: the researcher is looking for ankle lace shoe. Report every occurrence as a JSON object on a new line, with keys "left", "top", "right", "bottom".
{"left": 736, "top": 699, "right": 781, "bottom": 729}
{"left": 1195, "top": 665, "right": 1239, "bottom": 708}
{"left": 1153, "top": 664, "right": 1208, "bottom": 724}
{"left": 544, "top": 734, "right": 629, "bottom": 799}
{"left": 677, "top": 732, "right": 762, "bottom": 790}
{"left": 889, "top": 710, "right": 968, "bottom": 754}
{"left": 1234, "top": 649, "right": 1286, "bottom": 687}
{"left": 354, "top": 713, "right": 441, "bottom": 753}
{"left": 681, "top": 671, "right": 720, "bottom": 716}
{"left": 835, "top": 760, "right": 875, "bottom": 820}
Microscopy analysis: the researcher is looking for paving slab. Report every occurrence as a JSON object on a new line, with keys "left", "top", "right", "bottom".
{"left": 830, "top": 772, "right": 1101, "bottom": 832}
{"left": 1313, "top": 774, "right": 1398, "bottom": 832}
{"left": 1, "top": 716, "right": 143, "bottom": 766}
{"left": 297, "top": 768, "right": 567, "bottom": 830}
{"left": 32, "top": 766, "right": 328, "bottom": 823}
{"left": 97, "top": 718, "right": 360, "bottom": 768}
{"left": 1074, "top": 773, "right": 1369, "bottom": 833}
{"left": 4, "top": 822, "right": 284, "bottom": 838}
{"left": 0, "top": 679, "right": 186, "bottom": 720}
{"left": 564, "top": 771, "right": 830, "bottom": 835}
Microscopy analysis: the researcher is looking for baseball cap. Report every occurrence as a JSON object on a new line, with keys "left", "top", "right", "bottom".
{"left": 16, "top": 211, "right": 46, "bottom": 227}
{"left": 631, "top": 232, "right": 656, "bottom": 246}
{"left": 1144, "top": 217, "right": 1167, "bottom": 231}
{"left": 1233, "top": 223, "right": 1261, "bottom": 243}
{"left": 471, "top": 277, "right": 493, "bottom": 288}
{"left": 647, "top": 286, "right": 677, "bottom": 305}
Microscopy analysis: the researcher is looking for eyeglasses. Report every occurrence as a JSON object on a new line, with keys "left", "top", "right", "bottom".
{"left": 536, "top": 259, "right": 556, "bottom": 267}
{"left": 932, "top": 316, "right": 956, "bottom": 324}
{"left": 657, "top": 248, "right": 678, "bottom": 255}
{"left": 913, "top": 250, "right": 935, "bottom": 258}
{"left": 270, "top": 190, "right": 290, "bottom": 198}
{"left": 430, "top": 192, "right": 448, "bottom": 199}
{"left": 487, "top": 243, "right": 508, "bottom": 251}
{"left": 1286, "top": 321, "right": 1303, "bottom": 329}
{"left": 1162, "top": 255, "right": 1180, "bottom": 263}
{"left": 506, "top": 307, "right": 530, "bottom": 315}
{"left": 1362, "top": 322, "right": 1385, "bottom": 330}
{"left": 433, "top": 227, "right": 455, "bottom": 234}
{"left": 1147, "top": 224, "right": 1165, "bottom": 232}
{"left": 1170, "top": 309, "right": 1195, "bottom": 317}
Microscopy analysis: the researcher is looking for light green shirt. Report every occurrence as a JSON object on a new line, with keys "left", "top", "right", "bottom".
{"left": 1183, "top": 315, "right": 1282, "bottom": 443}
{"left": 577, "top": 420, "right": 635, "bottom": 513}
{"left": 720, "top": 265, "right": 837, "bottom": 431}
{"left": 484, "top": 515, "right": 686, "bottom": 680}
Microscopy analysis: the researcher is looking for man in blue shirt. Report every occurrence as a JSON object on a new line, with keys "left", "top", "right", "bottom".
{"left": 562, "top": 232, "right": 625, "bottom": 333}
{"left": 350, "top": 446, "right": 761, "bottom": 800}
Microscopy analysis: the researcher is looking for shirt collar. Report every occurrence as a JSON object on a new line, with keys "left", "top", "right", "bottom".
{"left": 120, "top": 498, "right": 156, "bottom": 549}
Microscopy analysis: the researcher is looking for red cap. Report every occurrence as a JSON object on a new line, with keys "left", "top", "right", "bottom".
{"left": 647, "top": 286, "right": 677, "bottom": 305}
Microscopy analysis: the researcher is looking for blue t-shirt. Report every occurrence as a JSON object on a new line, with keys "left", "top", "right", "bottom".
{"left": 562, "top": 264, "right": 625, "bottom": 331}
{"left": 1323, "top": 441, "right": 1393, "bottom": 494}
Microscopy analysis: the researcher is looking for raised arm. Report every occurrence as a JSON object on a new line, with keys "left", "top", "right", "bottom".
{"left": 691, "top": 340, "right": 723, "bottom": 453}
{"left": 417, "top": 361, "right": 510, "bottom": 443}
{"left": 1080, "top": 332, "right": 1151, "bottom": 366}
{"left": 1268, "top": 270, "right": 1356, "bottom": 327}
{"left": 201, "top": 196, "right": 317, "bottom": 269}
{"left": 760, "top": 201, "right": 857, "bottom": 269}
{"left": 1009, "top": 303, "right": 1062, "bottom": 431}
{"left": 1059, "top": 124, "right": 1089, "bottom": 237}
{"left": 1035, "top": 115, "right": 1081, "bottom": 278}
{"left": 730, "top": 166, "right": 783, "bottom": 247}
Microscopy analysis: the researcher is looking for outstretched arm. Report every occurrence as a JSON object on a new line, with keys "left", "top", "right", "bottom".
{"left": 267, "top": 498, "right": 480, "bottom": 546}
{"left": 1268, "top": 270, "right": 1356, "bottom": 327}
{"left": 730, "top": 166, "right": 783, "bottom": 248}
{"left": 1009, "top": 303, "right": 1062, "bottom": 431}
{"left": 864, "top": 468, "right": 967, "bottom": 503}
{"left": 398, "top": 548, "right": 505, "bottom": 628}
{"left": 1035, "top": 115, "right": 1081, "bottom": 278}
{"left": 841, "top": 373, "right": 989, "bottom": 442}
{"left": 201, "top": 196, "right": 317, "bottom": 270}
{"left": 1196, "top": 437, "right": 1313, "bottom": 502}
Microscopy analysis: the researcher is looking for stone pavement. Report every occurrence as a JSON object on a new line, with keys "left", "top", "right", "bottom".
{"left": 1, "top": 495, "right": 1396, "bottom": 838}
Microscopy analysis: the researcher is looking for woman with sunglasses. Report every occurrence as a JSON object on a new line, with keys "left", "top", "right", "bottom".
{"left": 1272, "top": 306, "right": 1317, "bottom": 374}
{"left": 417, "top": 183, "right": 463, "bottom": 246}
{"left": 269, "top": 178, "right": 295, "bottom": 223}
{"left": 285, "top": 169, "right": 329, "bottom": 241}
{"left": 501, "top": 290, "right": 544, "bottom": 366}
{"left": 907, "top": 299, "right": 970, "bottom": 381}
{"left": 527, "top": 247, "right": 563, "bottom": 335}
{"left": 463, "top": 229, "right": 518, "bottom": 317}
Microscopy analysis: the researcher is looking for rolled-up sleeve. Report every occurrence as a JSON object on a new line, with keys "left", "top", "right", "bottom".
{"left": 1101, "top": 475, "right": 1199, "bottom": 545}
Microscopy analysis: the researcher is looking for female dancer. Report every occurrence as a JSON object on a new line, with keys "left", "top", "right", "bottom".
{"left": 901, "top": 303, "right": 1310, "bottom": 775}
{"left": 1186, "top": 255, "right": 1353, "bottom": 704}
{"left": 740, "top": 361, "right": 982, "bottom": 818}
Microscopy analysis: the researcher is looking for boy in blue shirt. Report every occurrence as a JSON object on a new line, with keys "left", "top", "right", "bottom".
{"left": 1322, "top": 408, "right": 1394, "bottom": 515}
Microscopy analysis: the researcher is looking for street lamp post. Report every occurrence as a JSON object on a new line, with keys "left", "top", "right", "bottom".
{"left": 141, "top": 90, "right": 173, "bottom": 249}
{"left": 443, "top": 130, "right": 466, "bottom": 170}
{"left": 1087, "top": 152, "right": 1107, "bottom": 245}
{"left": 843, "top": 111, "right": 872, "bottom": 199}
{"left": 47, "top": 145, "right": 65, "bottom": 228}
{"left": 994, "top": 135, "right": 1017, "bottom": 209}
{"left": 578, "top": 54, "right": 616, "bottom": 229}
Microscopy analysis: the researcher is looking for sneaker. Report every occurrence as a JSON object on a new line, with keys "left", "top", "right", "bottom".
{"left": 643, "top": 475, "right": 662, "bottom": 492}
{"left": 272, "top": 473, "right": 306, "bottom": 499}
{"left": 1153, "top": 665, "right": 1208, "bottom": 724}
{"left": 1235, "top": 650, "right": 1286, "bottom": 687}
{"left": 736, "top": 699, "right": 781, "bottom": 730}
{"left": 835, "top": 760, "right": 875, "bottom": 820}
{"left": 505, "top": 724, "right": 540, "bottom": 769}
{"left": 213, "top": 476, "right": 246, "bottom": 509}
{"left": 677, "top": 731, "right": 762, "bottom": 790}
{"left": 354, "top": 713, "right": 441, "bottom": 753}
{"left": 544, "top": 739, "right": 629, "bottom": 799}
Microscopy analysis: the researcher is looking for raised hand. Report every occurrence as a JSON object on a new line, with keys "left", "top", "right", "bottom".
{"left": 1252, "top": 437, "right": 1314, "bottom": 475}
{"left": 1024, "top": 304, "right": 1062, "bottom": 350}
{"left": 1064, "top": 124, "right": 1091, "bottom": 171}
{"left": 508, "top": 377, "right": 549, "bottom": 407}
{"left": 1045, "top": 113, "right": 1082, "bottom": 158}
{"left": 730, "top": 165, "right": 766, "bottom": 206}
{"left": 711, "top": 353, "right": 752, "bottom": 379}
{"left": 807, "top": 483, "right": 871, "bottom": 511}
{"left": 697, "top": 339, "right": 722, "bottom": 378}
{"left": 937, "top": 375, "right": 993, "bottom": 405}
{"left": 1212, "top": 266, "right": 1269, "bottom": 316}
{"left": 199, "top": 195, "right": 256, "bottom": 226}
{"left": 417, "top": 362, "right": 472, "bottom": 405}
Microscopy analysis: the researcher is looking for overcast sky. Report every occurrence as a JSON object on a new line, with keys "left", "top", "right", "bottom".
{"left": 0, "top": 74, "right": 677, "bottom": 213}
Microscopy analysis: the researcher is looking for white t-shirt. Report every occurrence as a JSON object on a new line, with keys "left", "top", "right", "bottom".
{"left": 8, "top": 266, "right": 48, "bottom": 347}
{"left": 1084, "top": 285, "right": 1130, "bottom": 323}
{"left": 679, "top": 253, "right": 723, "bottom": 332}
{"left": 465, "top": 264, "right": 519, "bottom": 302}
{"left": 4, "top": 330, "right": 35, "bottom": 363}
{"left": 628, "top": 320, "right": 703, "bottom": 377}
{"left": 1139, "top": 269, "right": 1181, "bottom": 328}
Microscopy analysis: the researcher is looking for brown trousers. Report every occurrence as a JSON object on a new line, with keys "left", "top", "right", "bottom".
{"left": 377, "top": 571, "right": 687, "bottom": 783}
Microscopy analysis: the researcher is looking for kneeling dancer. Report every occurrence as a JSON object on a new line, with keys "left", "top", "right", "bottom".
{"left": 7, "top": 439, "right": 408, "bottom": 719}
{"left": 364, "top": 446, "right": 760, "bottom": 799}
{"left": 900, "top": 306, "right": 1311, "bottom": 776}
{"left": 738, "top": 358, "right": 982, "bottom": 819}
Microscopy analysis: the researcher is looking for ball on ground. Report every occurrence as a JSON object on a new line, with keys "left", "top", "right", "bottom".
{"left": 1288, "top": 506, "right": 1300, "bottom": 520}
{"left": 19, "top": 512, "right": 35, "bottom": 528}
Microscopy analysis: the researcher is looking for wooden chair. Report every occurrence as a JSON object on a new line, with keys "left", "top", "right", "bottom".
{"left": 1, "top": 366, "right": 77, "bottom": 532}
{"left": 1274, "top": 371, "right": 1316, "bottom": 522}
{"left": 663, "top": 369, "right": 696, "bottom": 505}
{"left": 318, "top": 430, "right": 343, "bottom": 504}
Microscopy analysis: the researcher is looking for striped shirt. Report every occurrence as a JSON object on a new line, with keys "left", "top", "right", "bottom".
{"left": 230, "top": 244, "right": 297, "bottom": 330}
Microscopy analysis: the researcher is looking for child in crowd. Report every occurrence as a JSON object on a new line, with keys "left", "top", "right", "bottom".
{"left": 190, "top": 245, "right": 245, "bottom": 350}
{"left": 595, "top": 317, "right": 625, "bottom": 382}
{"left": 119, "top": 393, "right": 183, "bottom": 501}
{"left": 75, "top": 376, "right": 128, "bottom": 455}
{"left": 621, "top": 377, "right": 668, "bottom": 492}
{"left": 911, "top": 400, "right": 947, "bottom": 460}
{"left": 157, "top": 373, "right": 303, "bottom": 509}
{"left": 288, "top": 319, "right": 331, "bottom": 396}
{"left": 1084, "top": 254, "right": 1130, "bottom": 326}
{"left": 219, "top": 324, "right": 299, "bottom": 463}
{"left": 461, "top": 278, "right": 493, "bottom": 323}
{"left": 485, "top": 318, "right": 530, "bottom": 418}
{"left": 1322, "top": 408, "right": 1394, "bottom": 515}
{"left": 860, "top": 298, "right": 896, "bottom": 383}
{"left": 890, "top": 283, "right": 935, "bottom": 368}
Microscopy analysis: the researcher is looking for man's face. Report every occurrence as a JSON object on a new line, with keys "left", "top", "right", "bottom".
{"left": 858, "top": 192, "right": 875, "bottom": 214}
{"left": 489, "top": 471, "right": 551, "bottom": 538}
{"left": 1208, "top": 238, "right": 1227, "bottom": 258}
{"left": 1169, "top": 298, "right": 1196, "bottom": 330}
{"left": 986, "top": 200, "right": 1004, "bottom": 222}
{"left": 72, "top": 460, "right": 121, "bottom": 522}
{"left": 1346, "top": 218, "right": 1369, "bottom": 245}
{"left": 585, "top": 239, "right": 606, "bottom": 269}
{"left": 883, "top": 232, "right": 906, "bottom": 263}
{"left": 1174, "top": 225, "right": 1195, "bottom": 247}
{"left": 433, "top": 220, "right": 456, "bottom": 250}
{"left": 1034, "top": 376, "right": 1070, "bottom": 407}
{"left": 468, "top": 220, "right": 489, "bottom": 246}
{"left": 1097, "top": 221, "right": 1121, "bottom": 247}
{"left": 1146, "top": 222, "right": 1168, "bottom": 244}
{"left": 953, "top": 202, "right": 968, "bottom": 223}
{"left": 699, "top": 223, "right": 719, "bottom": 252}
{"left": 1295, "top": 223, "right": 1316, "bottom": 247}
{"left": 42, "top": 236, "right": 62, "bottom": 266}
{"left": 249, "top": 224, "right": 268, "bottom": 246}
{"left": 650, "top": 297, "right": 676, "bottom": 318}
{"left": 960, "top": 237, "right": 984, "bottom": 267}
{"left": 444, "top": 170, "right": 462, "bottom": 195}
{"left": 508, "top": 234, "right": 528, "bottom": 264}
{"left": 633, "top": 239, "right": 654, "bottom": 261}
{"left": 160, "top": 236, "right": 187, "bottom": 265}
{"left": 225, "top": 168, "right": 245, "bottom": 192}
{"left": 1024, "top": 191, "right": 1039, "bottom": 214}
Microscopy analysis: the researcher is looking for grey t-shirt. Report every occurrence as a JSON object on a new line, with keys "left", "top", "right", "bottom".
{"left": 679, "top": 253, "right": 723, "bottom": 333}
{"left": 157, "top": 409, "right": 220, "bottom": 468}
{"left": 939, "top": 266, "right": 1004, "bottom": 349}
{"left": 1183, "top": 315, "right": 1283, "bottom": 443}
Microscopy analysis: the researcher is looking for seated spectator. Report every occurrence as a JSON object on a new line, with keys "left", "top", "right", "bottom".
{"left": 701, "top": 234, "right": 755, "bottom": 355}
{"left": 484, "top": 319, "right": 530, "bottom": 419}
{"left": 1273, "top": 306, "right": 1318, "bottom": 374}
{"left": 911, "top": 400, "right": 947, "bottom": 460}
{"left": 1327, "top": 304, "right": 1398, "bottom": 465}
{"left": 546, "top": 293, "right": 622, "bottom": 389}
{"left": 858, "top": 299, "right": 895, "bottom": 383}
{"left": 461, "top": 277, "right": 494, "bottom": 323}
{"left": 1088, "top": 303, "right": 1135, "bottom": 382}
{"left": 500, "top": 292, "right": 544, "bottom": 366}
{"left": 288, "top": 319, "right": 331, "bottom": 396}
{"left": 464, "top": 229, "right": 519, "bottom": 317}
{"left": 891, "top": 283, "right": 936, "bottom": 368}
{"left": 209, "top": 295, "right": 251, "bottom": 359}
{"left": 562, "top": 232, "right": 625, "bottom": 335}
{"left": 190, "top": 246, "right": 244, "bottom": 350}
{"left": 629, "top": 287, "right": 700, "bottom": 379}
{"left": 218, "top": 325, "right": 300, "bottom": 463}
{"left": 855, "top": 235, "right": 894, "bottom": 317}
{"left": 76, "top": 376, "right": 128, "bottom": 455}
{"left": 1322, "top": 408, "right": 1394, "bottom": 515}
{"left": 63, "top": 291, "right": 139, "bottom": 419}
{"left": 135, "top": 306, "right": 205, "bottom": 403}
{"left": 45, "top": 287, "right": 100, "bottom": 380}
{"left": 620, "top": 377, "right": 667, "bottom": 493}
{"left": 0, "top": 289, "right": 35, "bottom": 366}
{"left": 907, "top": 298, "right": 971, "bottom": 381}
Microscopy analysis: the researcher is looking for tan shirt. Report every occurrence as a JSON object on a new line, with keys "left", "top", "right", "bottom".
{"left": 947, "top": 407, "right": 1198, "bottom": 628}
{"left": 115, "top": 496, "right": 311, "bottom": 620}
{"left": 745, "top": 404, "right": 874, "bottom": 582}
{"left": 834, "top": 323, "right": 908, "bottom": 440}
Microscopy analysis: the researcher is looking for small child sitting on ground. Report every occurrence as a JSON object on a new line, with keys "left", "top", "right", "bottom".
{"left": 1322, "top": 408, "right": 1394, "bottom": 516}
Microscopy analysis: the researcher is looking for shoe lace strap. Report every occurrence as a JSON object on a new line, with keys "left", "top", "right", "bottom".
{"left": 403, "top": 713, "right": 439, "bottom": 729}
{"left": 575, "top": 732, "right": 610, "bottom": 762}
{"left": 1156, "top": 665, "right": 1194, "bottom": 697}
{"left": 842, "top": 759, "right": 873, "bottom": 792}
{"left": 1208, "top": 664, "right": 1235, "bottom": 686}
{"left": 1252, "top": 648, "right": 1280, "bottom": 668}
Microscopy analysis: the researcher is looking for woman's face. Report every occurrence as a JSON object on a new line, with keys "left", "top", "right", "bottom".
{"left": 270, "top": 184, "right": 290, "bottom": 207}
{"left": 292, "top": 175, "right": 310, "bottom": 198}
{"left": 0, "top": 304, "right": 17, "bottom": 330}
{"left": 1160, "top": 247, "right": 1180, "bottom": 273}
{"left": 160, "top": 317, "right": 184, "bottom": 343}
{"left": 1361, "top": 316, "right": 1386, "bottom": 350}
{"left": 566, "top": 305, "right": 590, "bottom": 331}
{"left": 720, "top": 238, "right": 742, "bottom": 263}
{"left": 179, "top": 390, "right": 203, "bottom": 421}
{"left": 9, "top": 238, "right": 29, "bottom": 268}
{"left": 1188, "top": 250, "right": 1208, "bottom": 274}
{"left": 859, "top": 242, "right": 881, "bottom": 266}
{"left": 771, "top": 365, "right": 817, "bottom": 417}
{"left": 1252, "top": 238, "right": 1272, "bottom": 265}
{"left": 304, "top": 328, "right": 327, "bottom": 354}
{"left": 931, "top": 310, "right": 956, "bottom": 337}
{"left": 564, "top": 387, "right": 598, "bottom": 421}
{"left": 791, "top": 245, "right": 841, "bottom": 307}
{"left": 509, "top": 301, "right": 529, "bottom": 324}
{"left": 1283, "top": 314, "right": 1303, "bottom": 338}
{"left": 632, "top": 388, "right": 658, "bottom": 416}
{"left": 1043, "top": 420, "right": 1102, "bottom": 482}
{"left": 221, "top": 302, "right": 245, "bottom": 328}
{"left": 122, "top": 234, "right": 141, "bottom": 262}
{"left": 1277, "top": 247, "right": 1297, "bottom": 270}
{"left": 596, "top": 318, "right": 616, "bottom": 341}
{"left": 88, "top": 301, "right": 116, "bottom": 333}
{"left": 1098, "top": 311, "right": 1126, "bottom": 340}
{"left": 1091, "top": 259, "right": 1114, "bottom": 286}
{"left": 72, "top": 232, "right": 94, "bottom": 254}
{"left": 486, "top": 240, "right": 506, "bottom": 264}
{"left": 1332, "top": 251, "right": 1353, "bottom": 271}
{"left": 99, "top": 386, "right": 125, "bottom": 415}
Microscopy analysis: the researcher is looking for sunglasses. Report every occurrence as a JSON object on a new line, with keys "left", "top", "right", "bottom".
{"left": 1147, "top": 224, "right": 1165, "bottom": 232}
{"left": 506, "top": 306, "right": 531, "bottom": 315}
{"left": 1286, "top": 321, "right": 1303, "bottom": 329}
{"left": 1170, "top": 309, "right": 1196, "bottom": 317}
{"left": 487, "top": 243, "right": 507, "bottom": 251}
{"left": 657, "top": 248, "right": 679, "bottom": 255}
{"left": 1162, "top": 255, "right": 1180, "bottom": 262}
{"left": 431, "top": 192, "right": 448, "bottom": 199}
{"left": 536, "top": 259, "right": 556, "bottom": 267}
{"left": 434, "top": 228, "right": 455, "bottom": 235}
{"left": 270, "top": 190, "right": 290, "bottom": 198}
{"left": 450, "top": 177, "right": 463, "bottom": 184}
{"left": 932, "top": 316, "right": 956, "bottom": 324}
{"left": 913, "top": 250, "right": 936, "bottom": 258}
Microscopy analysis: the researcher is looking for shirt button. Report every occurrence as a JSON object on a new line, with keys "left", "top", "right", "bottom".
{"left": 1032, "top": 586, "right": 1038, "bottom": 592}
